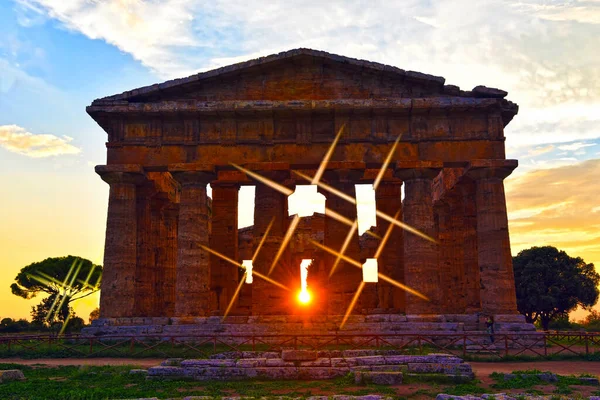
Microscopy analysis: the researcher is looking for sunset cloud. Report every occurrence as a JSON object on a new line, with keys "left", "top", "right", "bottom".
{"left": 0, "top": 124, "right": 81, "bottom": 157}
{"left": 506, "top": 158, "right": 600, "bottom": 267}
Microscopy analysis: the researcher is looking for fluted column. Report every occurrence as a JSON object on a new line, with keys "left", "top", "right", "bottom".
{"left": 171, "top": 170, "right": 215, "bottom": 317}
{"left": 374, "top": 181, "right": 404, "bottom": 312}
{"left": 209, "top": 182, "right": 240, "bottom": 314}
{"left": 319, "top": 170, "right": 363, "bottom": 315}
{"left": 467, "top": 160, "right": 518, "bottom": 315}
{"left": 96, "top": 165, "right": 146, "bottom": 318}
{"left": 395, "top": 162, "right": 442, "bottom": 314}
{"left": 252, "top": 172, "right": 292, "bottom": 315}
{"left": 161, "top": 205, "right": 179, "bottom": 316}
{"left": 460, "top": 180, "right": 481, "bottom": 313}
{"left": 133, "top": 184, "right": 158, "bottom": 316}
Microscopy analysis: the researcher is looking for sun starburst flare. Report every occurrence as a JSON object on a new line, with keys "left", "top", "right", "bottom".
{"left": 340, "top": 281, "right": 365, "bottom": 329}
{"left": 26, "top": 258, "right": 101, "bottom": 335}
{"left": 269, "top": 214, "right": 300, "bottom": 275}
{"left": 372, "top": 134, "right": 402, "bottom": 191}
{"left": 310, "top": 240, "right": 429, "bottom": 302}
{"left": 225, "top": 125, "right": 433, "bottom": 324}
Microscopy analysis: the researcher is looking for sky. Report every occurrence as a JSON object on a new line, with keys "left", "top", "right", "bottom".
{"left": 0, "top": 0, "right": 599, "bottom": 322}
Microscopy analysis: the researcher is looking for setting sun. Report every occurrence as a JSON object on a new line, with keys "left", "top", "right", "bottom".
{"left": 297, "top": 289, "right": 312, "bottom": 305}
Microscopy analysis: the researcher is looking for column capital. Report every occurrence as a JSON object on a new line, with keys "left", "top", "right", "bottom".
{"left": 96, "top": 165, "right": 146, "bottom": 185}
{"left": 466, "top": 159, "right": 517, "bottom": 180}
{"left": 210, "top": 181, "right": 241, "bottom": 190}
{"left": 394, "top": 161, "right": 442, "bottom": 181}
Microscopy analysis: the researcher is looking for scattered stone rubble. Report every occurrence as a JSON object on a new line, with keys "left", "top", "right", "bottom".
{"left": 0, "top": 369, "right": 25, "bottom": 383}
{"left": 147, "top": 350, "right": 473, "bottom": 382}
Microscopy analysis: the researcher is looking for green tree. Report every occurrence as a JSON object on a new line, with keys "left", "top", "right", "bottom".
{"left": 11, "top": 255, "right": 102, "bottom": 323}
{"left": 513, "top": 246, "right": 599, "bottom": 330}
{"left": 89, "top": 307, "right": 100, "bottom": 324}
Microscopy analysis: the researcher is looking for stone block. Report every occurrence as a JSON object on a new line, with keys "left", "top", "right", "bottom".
{"left": 331, "top": 357, "right": 356, "bottom": 368}
{"left": 493, "top": 314, "right": 526, "bottom": 323}
{"left": 365, "top": 315, "right": 390, "bottom": 323}
{"left": 160, "top": 358, "right": 184, "bottom": 366}
{"left": 408, "top": 362, "right": 473, "bottom": 376}
{"left": 496, "top": 322, "right": 536, "bottom": 332}
{"left": 343, "top": 350, "right": 380, "bottom": 357}
{"left": 265, "top": 358, "right": 296, "bottom": 367}
{"left": 236, "top": 358, "right": 266, "bottom": 368}
{"left": 220, "top": 316, "right": 248, "bottom": 324}
{"left": 147, "top": 366, "right": 186, "bottom": 377}
{"left": 254, "top": 367, "right": 298, "bottom": 379}
{"left": 384, "top": 355, "right": 462, "bottom": 364}
{"left": 537, "top": 372, "right": 558, "bottom": 383}
{"left": 318, "top": 350, "right": 342, "bottom": 358}
{"left": 579, "top": 377, "right": 600, "bottom": 385}
{"left": 129, "top": 369, "right": 148, "bottom": 375}
{"left": 180, "top": 359, "right": 236, "bottom": 367}
{"left": 406, "top": 314, "right": 445, "bottom": 323}
{"left": 191, "top": 367, "right": 247, "bottom": 380}
{"left": 371, "top": 365, "right": 407, "bottom": 372}
{"left": 0, "top": 370, "right": 25, "bottom": 383}
{"left": 389, "top": 314, "right": 408, "bottom": 322}
{"left": 355, "top": 356, "right": 386, "bottom": 366}
{"left": 299, "top": 358, "right": 331, "bottom": 367}
{"left": 282, "top": 350, "right": 317, "bottom": 361}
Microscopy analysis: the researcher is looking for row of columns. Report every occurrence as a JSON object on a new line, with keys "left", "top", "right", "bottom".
{"left": 97, "top": 160, "right": 518, "bottom": 319}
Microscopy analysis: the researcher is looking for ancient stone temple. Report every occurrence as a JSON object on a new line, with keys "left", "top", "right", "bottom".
{"left": 85, "top": 49, "right": 534, "bottom": 336}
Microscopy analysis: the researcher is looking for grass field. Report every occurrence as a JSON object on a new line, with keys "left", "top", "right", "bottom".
{"left": 2, "top": 363, "right": 600, "bottom": 400}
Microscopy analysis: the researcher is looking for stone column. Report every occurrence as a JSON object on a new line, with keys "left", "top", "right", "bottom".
{"left": 252, "top": 172, "right": 292, "bottom": 315}
{"left": 319, "top": 170, "right": 363, "bottom": 315}
{"left": 96, "top": 165, "right": 145, "bottom": 318}
{"left": 460, "top": 180, "right": 482, "bottom": 313}
{"left": 395, "top": 162, "right": 442, "bottom": 315}
{"left": 435, "top": 197, "right": 466, "bottom": 314}
{"left": 133, "top": 184, "right": 157, "bottom": 317}
{"left": 467, "top": 160, "right": 518, "bottom": 315}
{"left": 374, "top": 181, "right": 404, "bottom": 312}
{"left": 161, "top": 204, "right": 179, "bottom": 317}
{"left": 171, "top": 170, "right": 215, "bottom": 318}
{"left": 209, "top": 182, "right": 240, "bottom": 314}
{"left": 150, "top": 194, "right": 170, "bottom": 317}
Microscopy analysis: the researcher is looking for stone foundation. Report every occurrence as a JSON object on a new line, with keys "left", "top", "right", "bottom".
{"left": 83, "top": 313, "right": 536, "bottom": 344}
{"left": 147, "top": 351, "right": 474, "bottom": 381}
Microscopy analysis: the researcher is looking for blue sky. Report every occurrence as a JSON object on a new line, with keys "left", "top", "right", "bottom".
{"left": 0, "top": 0, "right": 599, "bottom": 320}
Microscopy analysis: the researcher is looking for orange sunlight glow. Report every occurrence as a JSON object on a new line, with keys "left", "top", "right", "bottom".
{"left": 297, "top": 289, "right": 312, "bottom": 305}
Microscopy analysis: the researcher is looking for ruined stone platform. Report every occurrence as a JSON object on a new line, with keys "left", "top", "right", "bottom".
{"left": 84, "top": 313, "right": 536, "bottom": 335}
{"left": 83, "top": 313, "right": 538, "bottom": 347}
{"left": 146, "top": 350, "right": 474, "bottom": 382}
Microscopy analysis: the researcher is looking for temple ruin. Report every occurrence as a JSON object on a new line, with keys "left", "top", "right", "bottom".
{"left": 85, "top": 49, "right": 534, "bottom": 335}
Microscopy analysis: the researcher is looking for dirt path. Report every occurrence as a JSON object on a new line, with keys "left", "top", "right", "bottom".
{"left": 0, "top": 358, "right": 163, "bottom": 368}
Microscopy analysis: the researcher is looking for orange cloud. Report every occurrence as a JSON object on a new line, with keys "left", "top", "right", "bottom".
{"left": 0, "top": 124, "right": 81, "bottom": 157}
{"left": 506, "top": 158, "right": 600, "bottom": 319}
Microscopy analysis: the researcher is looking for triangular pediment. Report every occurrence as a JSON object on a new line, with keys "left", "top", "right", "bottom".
{"left": 93, "top": 49, "right": 450, "bottom": 104}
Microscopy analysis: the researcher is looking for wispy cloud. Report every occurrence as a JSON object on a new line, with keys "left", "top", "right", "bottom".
{"left": 16, "top": 0, "right": 600, "bottom": 151}
{"left": 557, "top": 142, "right": 597, "bottom": 151}
{"left": 16, "top": 0, "right": 205, "bottom": 78}
{"left": 0, "top": 124, "right": 80, "bottom": 157}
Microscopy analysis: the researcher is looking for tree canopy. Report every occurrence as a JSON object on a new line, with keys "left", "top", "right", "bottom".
{"left": 11, "top": 255, "right": 102, "bottom": 322}
{"left": 513, "top": 246, "right": 599, "bottom": 330}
